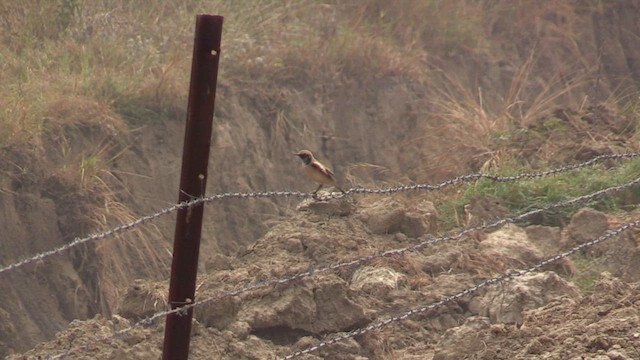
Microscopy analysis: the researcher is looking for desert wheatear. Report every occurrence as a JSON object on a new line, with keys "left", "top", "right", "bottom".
{"left": 294, "top": 149, "right": 345, "bottom": 196}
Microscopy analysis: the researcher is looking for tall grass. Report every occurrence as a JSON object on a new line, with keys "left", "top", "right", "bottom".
{"left": 1, "top": 0, "right": 604, "bottom": 149}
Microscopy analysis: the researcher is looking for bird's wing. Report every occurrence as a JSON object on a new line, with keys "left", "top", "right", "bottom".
{"left": 311, "top": 161, "right": 335, "bottom": 177}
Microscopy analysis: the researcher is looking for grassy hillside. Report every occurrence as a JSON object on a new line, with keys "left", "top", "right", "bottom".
{"left": 4, "top": 1, "right": 631, "bottom": 154}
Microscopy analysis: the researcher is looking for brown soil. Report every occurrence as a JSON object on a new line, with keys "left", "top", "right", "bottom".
{"left": 3, "top": 1, "right": 640, "bottom": 360}
{"left": 9, "top": 203, "right": 640, "bottom": 360}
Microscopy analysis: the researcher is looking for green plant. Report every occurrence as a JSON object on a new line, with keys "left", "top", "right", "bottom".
{"left": 437, "top": 156, "right": 640, "bottom": 230}
{"left": 55, "top": 0, "right": 82, "bottom": 33}
{"left": 569, "top": 253, "right": 602, "bottom": 293}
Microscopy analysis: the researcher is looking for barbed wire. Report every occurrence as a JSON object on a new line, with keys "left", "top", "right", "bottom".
{"left": 334, "top": 151, "right": 640, "bottom": 199}
{"left": 281, "top": 217, "right": 640, "bottom": 359}
{"left": 0, "top": 196, "right": 198, "bottom": 276}
{"left": 1, "top": 151, "right": 638, "bottom": 277}
{"left": 158, "top": 175, "right": 640, "bottom": 315}
{"left": 0, "top": 191, "right": 303, "bottom": 277}
{"left": 46, "top": 175, "right": 640, "bottom": 359}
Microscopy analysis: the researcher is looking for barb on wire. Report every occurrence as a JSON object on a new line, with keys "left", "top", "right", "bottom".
{"left": 0, "top": 190, "right": 307, "bottom": 276}
{"left": 181, "top": 176, "right": 640, "bottom": 313}
{"left": 46, "top": 176, "right": 640, "bottom": 359}
{"left": 322, "top": 151, "right": 640, "bottom": 200}
{"left": 2, "top": 152, "right": 638, "bottom": 276}
{"left": 282, "top": 218, "right": 640, "bottom": 359}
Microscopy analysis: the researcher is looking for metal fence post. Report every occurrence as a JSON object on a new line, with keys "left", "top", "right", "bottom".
{"left": 162, "top": 14, "right": 223, "bottom": 360}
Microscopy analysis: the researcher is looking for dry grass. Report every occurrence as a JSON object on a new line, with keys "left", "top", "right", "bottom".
{"left": 0, "top": 0, "right": 433, "bottom": 147}
{"left": 1, "top": 0, "right": 606, "bottom": 153}
{"left": 417, "top": 52, "right": 593, "bottom": 179}
{"left": 52, "top": 135, "right": 170, "bottom": 310}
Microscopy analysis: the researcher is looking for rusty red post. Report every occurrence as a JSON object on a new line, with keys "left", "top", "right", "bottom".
{"left": 162, "top": 14, "right": 223, "bottom": 360}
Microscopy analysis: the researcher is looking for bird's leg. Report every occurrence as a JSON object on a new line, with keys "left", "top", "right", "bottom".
{"left": 312, "top": 184, "right": 323, "bottom": 199}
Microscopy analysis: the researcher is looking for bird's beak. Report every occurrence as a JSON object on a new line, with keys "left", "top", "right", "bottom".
{"left": 293, "top": 152, "right": 300, "bottom": 156}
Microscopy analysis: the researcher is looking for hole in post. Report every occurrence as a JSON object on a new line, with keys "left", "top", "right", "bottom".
{"left": 211, "top": 49, "right": 217, "bottom": 56}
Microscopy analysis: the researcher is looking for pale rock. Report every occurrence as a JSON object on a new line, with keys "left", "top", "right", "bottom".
{"left": 350, "top": 266, "right": 407, "bottom": 296}
{"left": 433, "top": 316, "right": 491, "bottom": 360}
{"left": 468, "top": 272, "right": 580, "bottom": 324}
{"left": 480, "top": 223, "right": 544, "bottom": 266}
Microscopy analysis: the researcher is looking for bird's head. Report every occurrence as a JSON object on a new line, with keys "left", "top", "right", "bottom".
{"left": 294, "top": 150, "right": 314, "bottom": 165}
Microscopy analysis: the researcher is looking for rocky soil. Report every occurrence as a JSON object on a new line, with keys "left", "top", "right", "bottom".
{"left": 9, "top": 198, "right": 640, "bottom": 359}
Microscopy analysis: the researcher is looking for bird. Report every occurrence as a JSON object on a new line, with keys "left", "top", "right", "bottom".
{"left": 294, "top": 149, "right": 345, "bottom": 196}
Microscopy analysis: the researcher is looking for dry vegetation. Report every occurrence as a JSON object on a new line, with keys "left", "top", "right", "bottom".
{"left": 1, "top": 0, "right": 640, "bottom": 356}
{"left": 2, "top": 0, "right": 633, "bottom": 168}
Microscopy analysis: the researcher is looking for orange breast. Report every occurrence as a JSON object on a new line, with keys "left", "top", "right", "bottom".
{"left": 303, "top": 165, "right": 336, "bottom": 185}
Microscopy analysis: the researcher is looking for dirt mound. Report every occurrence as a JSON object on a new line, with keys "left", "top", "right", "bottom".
{"left": 465, "top": 273, "right": 640, "bottom": 360}
{"left": 11, "top": 201, "right": 640, "bottom": 359}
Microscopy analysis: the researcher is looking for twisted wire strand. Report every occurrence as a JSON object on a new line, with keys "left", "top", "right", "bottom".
{"left": 2, "top": 151, "right": 638, "bottom": 276}
{"left": 325, "top": 151, "right": 640, "bottom": 199}
{"left": 46, "top": 176, "right": 640, "bottom": 359}
{"left": 0, "top": 191, "right": 305, "bottom": 276}
{"left": 282, "top": 218, "right": 640, "bottom": 359}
